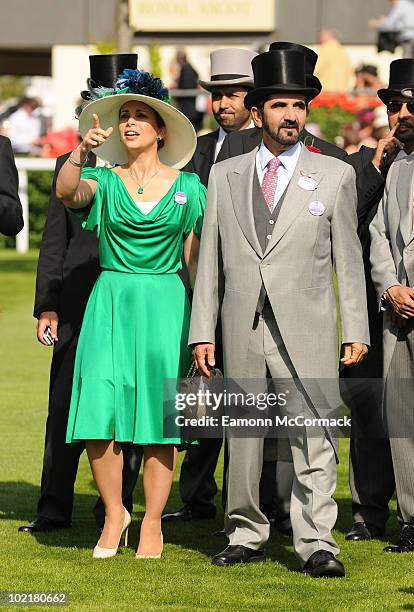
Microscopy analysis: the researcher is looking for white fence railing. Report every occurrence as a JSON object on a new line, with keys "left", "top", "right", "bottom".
{"left": 14, "top": 157, "right": 56, "bottom": 253}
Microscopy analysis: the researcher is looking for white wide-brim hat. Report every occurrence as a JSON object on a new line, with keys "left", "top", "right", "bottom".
{"left": 79, "top": 93, "right": 197, "bottom": 168}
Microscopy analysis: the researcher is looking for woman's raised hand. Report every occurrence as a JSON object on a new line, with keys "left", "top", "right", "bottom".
{"left": 81, "top": 113, "right": 113, "bottom": 154}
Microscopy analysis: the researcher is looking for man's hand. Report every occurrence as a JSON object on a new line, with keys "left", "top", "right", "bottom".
{"left": 386, "top": 285, "right": 414, "bottom": 318}
{"left": 340, "top": 343, "right": 368, "bottom": 367}
{"left": 371, "top": 124, "right": 404, "bottom": 171}
{"left": 192, "top": 343, "right": 215, "bottom": 377}
{"left": 37, "top": 311, "right": 59, "bottom": 346}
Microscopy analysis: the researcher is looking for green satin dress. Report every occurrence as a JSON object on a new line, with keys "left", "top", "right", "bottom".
{"left": 65, "top": 167, "right": 206, "bottom": 445}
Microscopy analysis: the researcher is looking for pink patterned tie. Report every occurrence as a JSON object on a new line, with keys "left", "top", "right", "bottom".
{"left": 261, "top": 157, "right": 281, "bottom": 213}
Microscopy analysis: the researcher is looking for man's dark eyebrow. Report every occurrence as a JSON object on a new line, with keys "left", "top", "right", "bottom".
{"left": 269, "top": 101, "right": 306, "bottom": 108}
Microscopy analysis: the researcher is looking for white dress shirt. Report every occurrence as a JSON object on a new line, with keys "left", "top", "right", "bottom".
{"left": 214, "top": 126, "right": 228, "bottom": 160}
{"left": 255, "top": 141, "right": 302, "bottom": 207}
{"left": 380, "top": 0, "right": 414, "bottom": 43}
{"left": 396, "top": 149, "right": 408, "bottom": 162}
{"left": 8, "top": 108, "right": 41, "bottom": 154}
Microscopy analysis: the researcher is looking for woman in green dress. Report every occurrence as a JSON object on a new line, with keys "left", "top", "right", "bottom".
{"left": 56, "top": 70, "right": 205, "bottom": 559}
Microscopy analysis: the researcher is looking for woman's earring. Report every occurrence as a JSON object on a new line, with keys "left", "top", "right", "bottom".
{"left": 156, "top": 136, "right": 161, "bottom": 142}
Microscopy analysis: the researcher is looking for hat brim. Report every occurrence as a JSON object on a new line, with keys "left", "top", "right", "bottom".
{"left": 79, "top": 94, "right": 196, "bottom": 169}
{"left": 307, "top": 75, "right": 322, "bottom": 93}
{"left": 377, "top": 88, "right": 406, "bottom": 103}
{"left": 199, "top": 77, "right": 254, "bottom": 91}
{"left": 244, "top": 85, "right": 320, "bottom": 110}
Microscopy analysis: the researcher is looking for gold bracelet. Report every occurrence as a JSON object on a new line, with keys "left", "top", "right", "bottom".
{"left": 68, "top": 151, "right": 88, "bottom": 167}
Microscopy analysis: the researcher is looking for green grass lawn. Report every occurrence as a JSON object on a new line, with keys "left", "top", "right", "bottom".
{"left": 0, "top": 250, "right": 413, "bottom": 611}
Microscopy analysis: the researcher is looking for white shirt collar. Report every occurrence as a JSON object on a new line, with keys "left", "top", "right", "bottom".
{"left": 396, "top": 149, "right": 408, "bottom": 161}
{"left": 217, "top": 126, "right": 227, "bottom": 147}
{"left": 258, "top": 140, "right": 302, "bottom": 172}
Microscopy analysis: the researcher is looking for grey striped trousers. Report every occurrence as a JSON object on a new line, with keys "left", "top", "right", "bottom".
{"left": 386, "top": 319, "right": 414, "bottom": 524}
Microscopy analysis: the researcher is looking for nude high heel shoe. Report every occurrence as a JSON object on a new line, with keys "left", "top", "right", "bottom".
{"left": 92, "top": 508, "right": 131, "bottom": 559}
{"left": 135, "top": 532, "right": 163, "bottom": 559}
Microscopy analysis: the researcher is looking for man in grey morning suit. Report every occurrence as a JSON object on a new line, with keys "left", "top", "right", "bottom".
{"left": 370, "top": 78, "right": 414, "bottom": 551}
{"left": 189, "top": 49, "right": 369, "bottom": 577}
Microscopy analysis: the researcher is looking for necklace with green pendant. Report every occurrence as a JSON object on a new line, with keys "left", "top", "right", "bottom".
{"left": 127, "top": 166, "right": 161, "bottom": 195}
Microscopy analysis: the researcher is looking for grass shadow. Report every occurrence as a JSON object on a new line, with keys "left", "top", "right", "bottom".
{"left": 0, "top": 479, "right": 402, "bottom": 567}
{"left": 330, "top": 495, "right": 400, "bottom": 542}
{"left": 0, "top": 258, "right": 38, "bottom": 273}
{"left": 0, "top": 480, "right": 100, "bottom": 549}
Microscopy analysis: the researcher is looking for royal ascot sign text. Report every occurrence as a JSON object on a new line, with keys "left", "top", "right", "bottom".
{"left": 129, "top": 0, "right": 276, "bottom": 32}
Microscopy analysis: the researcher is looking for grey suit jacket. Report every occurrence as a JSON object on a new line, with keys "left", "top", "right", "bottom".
{"left": 189, "top": 145, "right": 369, "bottom": 419}
{"left": 370, "top": 153, "right": 414, "bottom": 378}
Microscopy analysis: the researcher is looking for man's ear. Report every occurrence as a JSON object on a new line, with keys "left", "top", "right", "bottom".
{"left": 250, "top": 107, "right": 263, "bottom": 129}
{"left": 306, "top": 105, "right": 310, "bottom": 117}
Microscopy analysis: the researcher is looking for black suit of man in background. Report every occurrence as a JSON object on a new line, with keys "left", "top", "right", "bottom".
{"left": 0, "top": 135, "right": 23, "bottom": 236}
{"left": 342, "top": 144, "right": 395, "bottom": 540}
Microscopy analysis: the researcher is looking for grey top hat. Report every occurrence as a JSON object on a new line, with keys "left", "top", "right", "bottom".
{"left": 199, "top": 48, "right": 258, "bottom": 91}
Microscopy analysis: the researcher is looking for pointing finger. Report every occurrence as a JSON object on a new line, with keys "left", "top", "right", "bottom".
{"left": 92, "top": 113, "right": 100, "bottom": 130}
{"left": 389, "top": 123, "right": 399, "bottom": 136}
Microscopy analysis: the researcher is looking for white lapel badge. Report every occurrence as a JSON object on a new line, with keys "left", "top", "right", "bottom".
{"left": 308, "top": 200, "right": 325, "bottom": 216}
{"left": 175, "top": 191, "right": 187, "bottom": 205}
{"left": 298, "top": 174, "right": 318, "bottom": 191}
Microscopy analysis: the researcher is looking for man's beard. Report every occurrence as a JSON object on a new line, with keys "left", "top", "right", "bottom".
{"left": 396, "top": 121, "right": 414, "bottom": 145}
{"left": 262, "top": 116, "right": 300, "bottom": 146}
{"left": 214, "top": 110, "right": 249, "bottom": 133}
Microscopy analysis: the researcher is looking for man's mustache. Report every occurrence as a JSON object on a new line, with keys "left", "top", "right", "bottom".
{"left": 397, "top": 121, "right": 412, "bottom": 129}
{"left": 279, "top": 122, "right": 299, "bottom": 130}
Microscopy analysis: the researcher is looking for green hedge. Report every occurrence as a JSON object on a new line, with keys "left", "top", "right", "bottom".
{"left": 27, "top": 171, "right": 54, "bottom": 249}
{"left": 308, "top": 105, "right": 356, "bottom": 144}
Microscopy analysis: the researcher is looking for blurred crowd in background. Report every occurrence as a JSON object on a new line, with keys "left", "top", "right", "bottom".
{"left": 0, "top": 44, "right": 404, "bottom": 161}
{"left": 0, "top": 1, "right": 413, "bottom": 159}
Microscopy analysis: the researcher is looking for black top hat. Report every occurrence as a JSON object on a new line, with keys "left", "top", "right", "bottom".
{"left": 89, "top": 53, "right": 138, "bottom": 87}
{"left": 83, "top": 53, "right": 138, "bottom": 95}
{"left": 269, "top": 42, "right": 317, "bottom": 73}
{"left": 244, "top": 50, "right": 320, "bottom": 110}
{"left": 269, "top": 41, "right": 321, "bottom": 93}
{"left": 378, "top": 59, "right": 414, "bottom": 103}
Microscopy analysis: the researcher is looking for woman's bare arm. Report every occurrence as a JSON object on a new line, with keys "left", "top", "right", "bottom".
{"left": 56, "top": 113, "right": 113, "bottom": 208}
{"left": 184, "top": 230, "right": 200, "bottom": 289}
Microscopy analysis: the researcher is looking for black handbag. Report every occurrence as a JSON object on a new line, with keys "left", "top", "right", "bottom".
{"left": 180, "top": 361, "right": 223, "bottom": 420}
